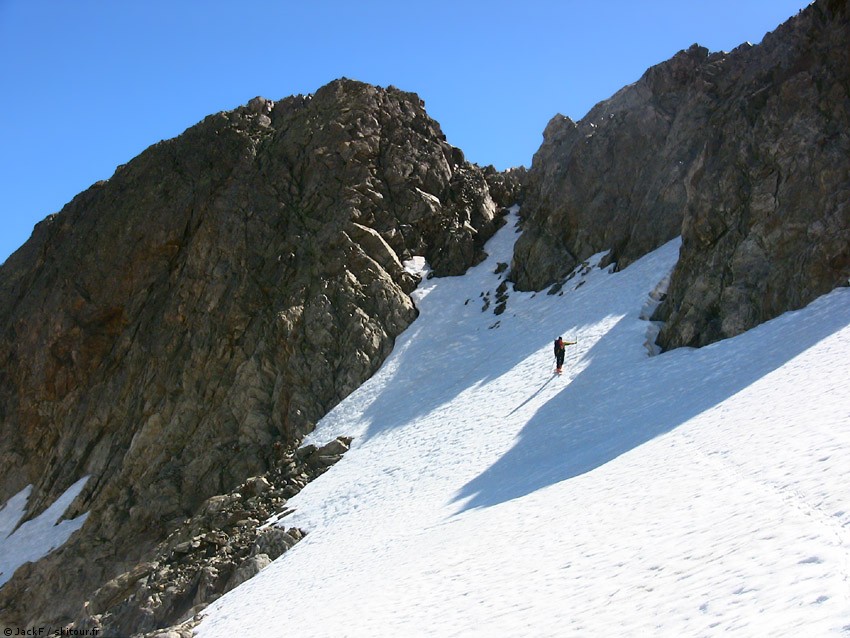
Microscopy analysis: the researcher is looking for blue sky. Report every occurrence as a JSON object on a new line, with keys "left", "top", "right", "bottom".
{"left": 0, "top": 1, "right": 810, "bottom": 264}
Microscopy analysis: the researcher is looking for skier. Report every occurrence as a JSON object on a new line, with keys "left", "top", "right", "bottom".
{"left": 553, "top": 336, "right": 576, "bottom": 374}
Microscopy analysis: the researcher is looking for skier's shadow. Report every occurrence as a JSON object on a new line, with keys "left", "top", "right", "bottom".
{"left": 506, "top": 375, "right": 558, "bottom": 417}
{"left": 452, "top": 288, "right": 850, "bottom": 513}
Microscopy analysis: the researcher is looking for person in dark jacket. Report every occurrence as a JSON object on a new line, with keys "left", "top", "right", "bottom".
{"left": 553, "top": 336, "right": 576, "bottom": 374}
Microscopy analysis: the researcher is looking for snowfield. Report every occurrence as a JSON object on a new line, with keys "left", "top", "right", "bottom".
{"left": 0, "top": 477, "right": 89, "bottom": 588}
{"left": 203, "top": 208, "right": 846, "bottom": 635}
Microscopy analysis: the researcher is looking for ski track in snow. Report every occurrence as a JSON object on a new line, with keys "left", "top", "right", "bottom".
{"left": 198, "top": 208, "right": 850, "bottom": 637}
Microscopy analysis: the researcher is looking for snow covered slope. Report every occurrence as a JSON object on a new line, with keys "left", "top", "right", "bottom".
{"left": 197, "top": 209, "right": 850, "bottom": 637}
{"left": 0, "top": 477, "right": 89, "bottom": 587}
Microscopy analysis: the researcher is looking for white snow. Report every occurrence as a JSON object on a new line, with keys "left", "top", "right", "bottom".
{"left": 198, "top": 208, "right": 850, "bottom": 637}
{"left": 403, "top": 255, "right": 430, "bottom": 279}
{"left": 0, "top": 476, "right": 89, "bottom": 587}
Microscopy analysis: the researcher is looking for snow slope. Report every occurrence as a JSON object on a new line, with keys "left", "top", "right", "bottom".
{"left": 197, "top": 209, "right": 850, "bottom": 637}
{"left": 0, "top": 476, "right": 89, "bottom": 587}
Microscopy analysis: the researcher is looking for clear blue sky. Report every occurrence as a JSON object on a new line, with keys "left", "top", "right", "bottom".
{"left": 0, "top": 0, "right": 811, "bottom": 264}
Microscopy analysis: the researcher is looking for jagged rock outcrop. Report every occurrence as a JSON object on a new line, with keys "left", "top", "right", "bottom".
{"left": 0, "top": 79, "right": 497, "bottom": 628}
{"left": 514, "top": 0, "right": 850, "bottom": 349}
{"left": 654, "top": 0, "right": 850, "bottom": 348}
{"left": 511, "top": 43, "right": 709, "bottom": 290}
{"left": 74, "top": 438, "right": 350, "bottom": 637}
{"left": 482, "top": 165, "right": 527, "bottom": 210}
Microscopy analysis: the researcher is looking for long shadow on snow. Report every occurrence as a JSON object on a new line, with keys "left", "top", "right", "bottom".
{"left": 355, "top": 237, "right": 676, "bottom": 443}
{"left": 453, "top": 288, "right": 850, "bottom": 513}
{"left": 358, "top": 310, "right": 538, "bottom": 441}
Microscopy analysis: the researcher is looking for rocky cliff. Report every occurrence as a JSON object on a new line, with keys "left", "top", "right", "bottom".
{"left": 514, "top": 0, "right": 850, "bottom": 349}
{"left": 0, "top": 79, "right": 499, "bottom": 629}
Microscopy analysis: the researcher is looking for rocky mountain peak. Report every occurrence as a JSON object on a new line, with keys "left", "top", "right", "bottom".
{"left": 0, "top": 78, "right": 501, "bottom": 628}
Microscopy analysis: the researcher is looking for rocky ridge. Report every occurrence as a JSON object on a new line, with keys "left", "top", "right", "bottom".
{"left": 0, "top": 79, "right": 500, "bottom": 628}
{"left": 513, "top": 0, "right": 850, "bottom": 349}
{"left": 76, "top": 438, "right": 351, "bottom": 637}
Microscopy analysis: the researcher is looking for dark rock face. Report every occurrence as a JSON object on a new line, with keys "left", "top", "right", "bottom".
{"left": 482, "top": 165, "right": 527, "bottom": 210}
{"left": 0, "top": 79, "right": 497, "bottom": 627}
{"left": 511, "top": 43, "right": 709, "bottom": 290}
{"left": 514, "top": 0, "right": 850, "bottom": 349}
{"left": 75, "top": 438, "right": 350, "bottom": 637}
{"left": 655, "top": 0, "right": 850, "bottom": 348}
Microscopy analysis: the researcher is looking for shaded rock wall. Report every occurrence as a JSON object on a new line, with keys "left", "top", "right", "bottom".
{"left": 511, "top": 43, "right": 710, "bottom": 290}
{"left": 655, "top": 0, "right": 850, "bottom": 348}
{"left": 0, "top": 79, "right": 497, "bottom": 626}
